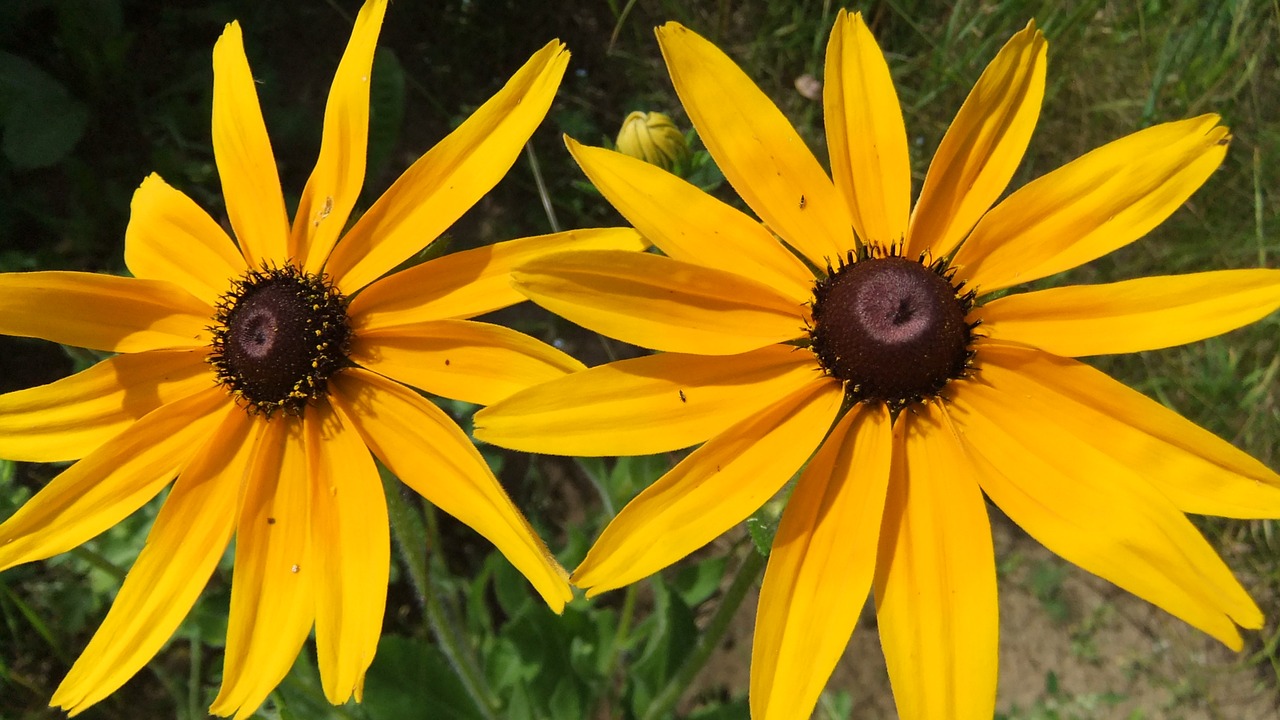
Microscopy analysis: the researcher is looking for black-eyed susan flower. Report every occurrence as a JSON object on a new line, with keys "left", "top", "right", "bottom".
{"left": 615, "top": 110, "right": 690, "bottom": 171}
{"left": 474, "top": 12, "right": 1280, "bottom": 720}
{"left": 0, "top": 1, "right": 644, "bottom": 716}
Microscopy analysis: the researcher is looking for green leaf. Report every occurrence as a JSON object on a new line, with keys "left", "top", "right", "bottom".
{"left": 609, "top": 454, "right": 673, "bottom": 509}
{"left": 366, "top": 47, "right": 405, "bottom": 184}
{"left": 0, "top": 51, "right": 89, "bottom": 169}
{"left": 362, "top": 635, "right": 486, "bottom": 720}
{"left": 682, "top": 143, "right": 725, "bottom": 193}
{"left": 670, "top": 555, "right": 728, "bottom": 608}
{"left": 687, "top": 697, "right": 749, "bottom": 719}
{"left": 491, "top": 552, "right": 533, "bottom": 617}
{"left": 0, "top": 581, "right": 64, "bottom": 661}
{"left": 179, "top": 586, "right": 230, "bottom": 650}
{"left": 484, "top": 636, "right": 536, "bottom": 692}
{"left": 1044, "top": 669, "right": 1060, "bottom": 696}
{"left": 745, "top": 515, "right": 778, "bottom": 557}
{"left": 486, "top": 599, "right": 609, "bottom": 717}
{"left": 548, "top": 676, "right": 585, "bottom": 719}
{"left": 273, "top": 650, "right": 352, "bottom": 720}
{"left": 816, "top": 689, "right": 854, "bottom": 720}
{"left": 582, "top": 606, "right": 618, "bottom": 677}
{"left": 627, "top": 581, "right": 697, "bottom": 715}
{"left": 552, "top": 105, "right": 599, "bottom": 144}
{"left": 568, "top": 633, "right": 599, "bottom": 681}
{"left": 465, "top": 557, "right": 496, "bottom": 638}
{"left": 503, "top": 683, "right": 535, "bottom": 720}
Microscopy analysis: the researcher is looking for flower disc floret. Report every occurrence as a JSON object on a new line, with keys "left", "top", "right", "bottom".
{"left": 208, "top": 265, "right": 351, "bottom": 416}
{"left": 810, "top": 249, "right": 976, "bottom": 411}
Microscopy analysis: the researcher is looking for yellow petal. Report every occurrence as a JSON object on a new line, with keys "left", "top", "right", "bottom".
{"left": 572, "top": 378, "right": 841, "bottom": 596}
{"left": 211, "top": 417, "right": 316, "bottom": 719}
{"left": 954, "top": 115, "right": 1229, "bottom": 291}
{"left": 656, "top": 23, "right": 853, "bottom": 267}
{"left": 977, "top": 269, "right": 1280, "bottom": 356}
{"left": 295, "top": 0, "right": 388, "bottom": 273}
{"left": 326, "top": 40, "right": 569, "bottom": 294}
{"left": 331, "top": 368, "right": 571, "bottom": 611}
{"left": 564, "top": 138, "right": 813, "bottom": 302}
{"left": 124, "top": 174, "right": 245, "bottom": 307}
{"left": 306, "top": 401, "right": 389, "bottom": 705}
{"left": 751, "top": 403, "right": 892, "bottom": 720}
{"left": 950, "top": 362, "right": 1263, "bottom": 648}
{"left": 873, "top": 403, "right": 998, "bottom": 720}
{"left": 0, "top": 349, "right": 211, "bottom": 462}
{"left": 352, "top": 319, "right": 584, "bottom": 407}
{"left": 474, "top": 344, "right": 827, "bottom": 456}
{"left": 0, "top": 272, "right": 209, "bottom": 353}
{"left": 52, "top": 409, "right": 253, "bottom": 715}
{"left": 211, "top": 21, "right": 291, "bottom": 266}
{"left": 974, "top": 343, "right": 1280, "bottom": 518}
{"left": 348, "top": 227, "right": 646, "bottom": 329}
{"left": 905, "top": 21, "right": 1046, "bottom": 260}
{"left": 0, "top": 386, "right": 229, "bottom": 572}
{"left": 513, "top": 250, "right": 807, "bottom": 355}
{"left": 823, "top": 10, "right": 911, "bottom": 246}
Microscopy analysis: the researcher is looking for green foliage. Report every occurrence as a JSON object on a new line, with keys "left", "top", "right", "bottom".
{"left": 996, "top": 671, "right": 1129, "bottom": 720}
{"left": 362, "top": 637, "right": 486, "bottom": 720}
{"left": 1, "top": 0, "right": 1278, "bottom": 717}
{"left": 366, "top": 48, "right": 406, "bottom": 187}
{"left": 1028, "top": 559, "right": 1071, "bottom": 625}
{"left": 0, "top": 51, "right": 89, "bottom": 169}
{"left": 815, "top": 690, "right": 853, "bottom": 720}
{"left": 745, "top": 514, "right": 779, "bottom": 558}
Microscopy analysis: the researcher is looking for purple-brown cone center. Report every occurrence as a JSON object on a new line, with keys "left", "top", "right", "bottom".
{"left": 209, "top": 265, "right": 351, "bottom": 416}
{"left": 810, "top": 254, "right": 973, "bottom": 411}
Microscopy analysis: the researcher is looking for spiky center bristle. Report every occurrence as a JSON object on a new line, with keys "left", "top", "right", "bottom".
{"left": 809, "top": 245, "right": 978, "bottom": 412}
{"left": 208, "top": 265, "right": 351, "bottom": 417}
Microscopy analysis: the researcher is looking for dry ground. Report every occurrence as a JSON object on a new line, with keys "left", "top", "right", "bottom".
{"left": 689, "top": 517, "right": 1279, "bottom": 719}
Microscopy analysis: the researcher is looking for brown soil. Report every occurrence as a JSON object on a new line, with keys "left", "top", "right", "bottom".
{"left": 690, "top": 517, "right": 1280, "bottom": 719}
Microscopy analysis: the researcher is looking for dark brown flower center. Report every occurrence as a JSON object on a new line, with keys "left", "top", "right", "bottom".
{"left": 208, "top": 265, "right": 351, "bottom": 416}
{"left": 810, "top": 250, "right": 975, "bottom": 412}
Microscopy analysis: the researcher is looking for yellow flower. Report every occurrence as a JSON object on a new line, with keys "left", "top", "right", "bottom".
{"left": 615, "top": 110, "right": 690, "bottom": 171}
{"left": 474, "top": 12, "right": 1280, "bottom": 720}
{"left": 0, "top": 2, "right": 642, "bottom": 716}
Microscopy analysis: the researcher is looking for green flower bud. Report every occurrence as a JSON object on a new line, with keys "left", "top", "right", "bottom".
{"left": 615, "top": 111, "right": 691, "bottom": 171}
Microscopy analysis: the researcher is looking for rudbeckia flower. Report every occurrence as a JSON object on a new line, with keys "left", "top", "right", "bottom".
{"left": 474, "top": 12, "right": 1280, "bottom": 719}
{"left": 0, "top": 1, "right": 642, "bottom": 716}
{"left": 615, "top": 111, "right": 690, "bottom": 171}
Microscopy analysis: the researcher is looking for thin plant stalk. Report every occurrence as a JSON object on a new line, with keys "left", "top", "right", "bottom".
{"left": 187, "top": 627, "right": 202, "bottom": 720}
{"left": 383, "top": 473, "right": 501, "bottom": 720}
{"left": 525, "top": 142, "right": 561, "bottom": 233}
{"left": 591, "top": 581, "right": 639, "bottom": 717}
{"left": 640, "top": 545, "right": 767, "bottom": 720}
{"left": 70, "top": 546, "right": 127, "bottom": 584}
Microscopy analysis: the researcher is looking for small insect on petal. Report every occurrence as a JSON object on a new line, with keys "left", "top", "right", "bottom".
{"left": 313, "top": 196, "right": 334, "bottom": 227}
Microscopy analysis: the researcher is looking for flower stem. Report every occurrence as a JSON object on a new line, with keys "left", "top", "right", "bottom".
{"left": 525, "top": 142, "right": 561, "bottom": 233}
{"left": 590, "top": 580, "right": 639, "bottom": 717}
{"left": 71, "top": 546, "right": 127, "bottom": 583}
{"left": 383, "top": 473, "right": 501, "bottom": 720}
{"left": 186, "top": 626, "right": 202, "bottom": 720}
{"left": 640, "top": 544, "right": 767, "bottom": 720}
{"left": 574, "top": 457, "right": 616, "bottom": 517}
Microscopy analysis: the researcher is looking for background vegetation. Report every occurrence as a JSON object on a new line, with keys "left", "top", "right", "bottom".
{"left": 0, "top": 0, "right": 1276, "bottom": 718}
